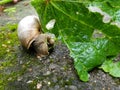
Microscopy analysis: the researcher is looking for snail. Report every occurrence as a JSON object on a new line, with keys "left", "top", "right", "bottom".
{"left": 17, "top": 15, "right": 55, "bottom": 58}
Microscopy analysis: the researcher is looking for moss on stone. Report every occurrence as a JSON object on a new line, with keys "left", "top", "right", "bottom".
{"left": 0, "top": 23, "right": 19, "bottom": 89}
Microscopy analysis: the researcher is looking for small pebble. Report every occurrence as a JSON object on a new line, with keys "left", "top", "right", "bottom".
{"left": 48, "top": 81, "right": 51, "bottom": 85}
{"left": 69, "top": 85, "right": 77, "bottom": 90}
{"left": 37, "top": 83, "right": 42, "bottom": 89}
{"left": 26, "top": 80, "right": 33, "bottom": 84}
{"left": 28, "top": 68, "right": 33, "bottom": 72}
{"left": 17, "top": 77, "right": 23, "bottom": 81}
{"left": 43, "top": 71, "right": 51, "bottom": 76}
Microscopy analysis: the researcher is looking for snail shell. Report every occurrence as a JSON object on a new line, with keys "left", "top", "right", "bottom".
{"left": 17, "top": 15, "right": 55, "bottom": 58}
{"left": 17, "top": 15, "right": 42, "bottom": 49}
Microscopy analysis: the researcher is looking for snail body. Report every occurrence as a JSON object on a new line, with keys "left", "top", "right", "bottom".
{"left": 17, "top": 15, "right": 55, "bottom": 58}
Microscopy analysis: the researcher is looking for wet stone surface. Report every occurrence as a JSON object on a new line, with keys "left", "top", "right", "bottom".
{"left": 3, "top": 42, "right": 120, "bottom": 90}
{"left": 0, "top": 0, "right": 120, "bottom": 90}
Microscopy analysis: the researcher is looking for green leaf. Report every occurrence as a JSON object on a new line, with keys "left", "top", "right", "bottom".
{"left": 87, "top": 0, "right": 120, "bottom": 27}
{"left": 0, "top": 0, "right": 12, "bottom": 5}
{"left": 69, "top": 39, "right": 111, "bottom": 71}
{"left": 74, "top": 61, "right": 89, "bottom": 82}
{"left": 31, "top": 0, "right": 120, "bottom": 81}
{"left": 67, "top": 38, "right": 117, "bottom": 81}
{"left": 100, "top": 60, "right": 120, "bottom": 77}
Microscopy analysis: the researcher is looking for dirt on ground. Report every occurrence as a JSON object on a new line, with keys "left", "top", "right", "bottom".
{"left": 0, "top": 0, "right": 120, "bottom": 90}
